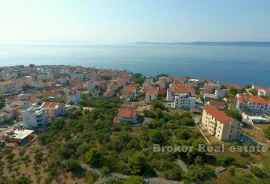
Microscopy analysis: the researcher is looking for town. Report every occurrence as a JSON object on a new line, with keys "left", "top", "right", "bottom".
{"left": 0, "top": 64, "right": 270, "bottom": 184}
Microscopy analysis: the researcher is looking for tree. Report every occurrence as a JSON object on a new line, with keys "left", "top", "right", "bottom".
{"left": 50, "top": 118, "right": 65, "bottom": 132}
{"left": 149, "top": 130, "right": 165, "bottom": 144}
{"left": 229, "top": 87, "right": 238, "bottom": 96}
{"left": 132, "top": 73, "right": 145, "bottom": 84}
{"left": 249, "top": 89, "right": 258, "bottom": 96}
{"left": 101, "top": 76, "right": 111, "bottom": 80}
{"left": 150, "top": 99, "right": 166, "bottom": 110}
{"left": 216, "top": 155, "right": 235, "bottom": 166}
{"left": 65, "top": 158, "right": 80, "bottom": 172}
{"left": 263, "top": 125, "right": 270, "bottom": 140}
{"left": 128, "top": 152, "right": 146, "bottom": 175}
{"left": 124, "top": 176, "right": 146, "bottom": 184}
{"left": 85, "top": 148, "right": 102, "bottom": 168}
{"left": 106, "top": 178, "right": 124, "bottom": 184}
{"left": 0, "top": 95, "right": 5, "bottom": 109}
{"left": 68, "top": 109, "right": 83, "bottom": 119}
{"left": 225, "top": 109, "right": 242, "bottom": 122}
{"left": 187, "top": 165, "right": 215, "bottom": 182}
{"left": 143, "top": 110, "right": 156, "bottom": 118}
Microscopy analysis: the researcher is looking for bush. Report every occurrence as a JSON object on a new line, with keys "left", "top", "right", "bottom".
{"left": 164, "top": 169, "right": 182, "bottom": 181}
{"left": 65, "top": 158, "right": 80, "bottom": 172}
{"left": 227, "top": 166, "right": 235, "bottom": 176}
{"left": 124, "top": 175, "right": 146, "bottom": 184}
{"left": 215, "top": 155, "right": 235, "bottom": 166}
{"left": 187, "top": 165, "right": 215, "bottom": 182}
{"left": 250, "top": 166, "right": 266, "bottom": 178}
{"left": 106, "top": 178, "right": 124, "bottom": 184}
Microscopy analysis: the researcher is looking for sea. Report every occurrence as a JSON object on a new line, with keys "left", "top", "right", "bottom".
{"left": 0, "top": 43, "right": 270, "bottom": 87}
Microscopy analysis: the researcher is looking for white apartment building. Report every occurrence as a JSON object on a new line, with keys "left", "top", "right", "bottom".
{"left": 22, "top": 104, "right": 48, "bottom": 129}
{"left": 202, "top": 106, "right": 242, "bottom": 142}
{"left": 166, "top": 85, "right": 196, "bottom": 109}
{"left": 258, "top": 88, "right": 270, "bottom": 97}
{"left": 235, "top": 94, "right": 270, "bottom": 113}
{"left": 67, "top": 89, "right": 81, "bottom": 104}
{"left": 173, "top": 93, "right": 196, "bottom": 109}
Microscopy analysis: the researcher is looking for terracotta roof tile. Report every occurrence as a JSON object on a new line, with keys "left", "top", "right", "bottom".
{"left": 204, "top": 106, "right": 234, "bottom": 123}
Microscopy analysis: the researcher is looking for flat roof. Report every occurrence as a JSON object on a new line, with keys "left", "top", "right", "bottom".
{"left": 6, "top": 129, "right": 34, "bottom": 140}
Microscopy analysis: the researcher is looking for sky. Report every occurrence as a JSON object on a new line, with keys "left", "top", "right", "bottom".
{"left": 1, "top": 0, "right": 270, "bottom": 44}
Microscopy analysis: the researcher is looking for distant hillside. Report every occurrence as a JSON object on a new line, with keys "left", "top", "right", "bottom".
{"left": 134, "top": 41, "right": 270, "bottom": 47}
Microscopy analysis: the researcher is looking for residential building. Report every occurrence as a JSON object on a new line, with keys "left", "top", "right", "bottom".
{"left": 0, "top": 81, "right": 22, "bottom": 95}
{"left": 40, "top": 102, "right": 64, "bottom": 119}
{"left": 56, "top": 75, "right": 70, "bottom": 84}
{"left": 235, "top": 94, "right": 270, "bottom": 113}
{"left": 173, "top": 93, "right": 196, "bottom": 109}
{"left": 258, "top": 88, "right": 270, "bottom": 97}
{"left": 158, "top": 77, "right": 169, "bottom": 89}
{"left": 123, "top": 84, "right": 137, "bottom": 94}
{"left": 207, "top": 101, "right": 226, "bottom": 110}
{"left": 37, "top": 73, "right": 52, "bottom": 82}
{"left": 144, "top": 76, "right": 154, "bottom": 83}
{"left": 207, "top": 79, "right": 221, "bottom": 90}
{"left": 104, "top": 90, "right": 114, "bottom": 97}
{"left": 71, "top": 71, "right": 84, "bottom": 81}
{"left": 202, "top": 106, "right": 242, "bottom": 142}
{"left": 142, "top": 82, "right": 153, "bottom": 91}
{"left": 122, "top": 90, "right": 134, "bottom": 100}
{"left": 203, "top": 93, "right": 219, "bottom": 101}
{"left": 22, "top": 104, "right": 48, "bottom": 129}
{"left": 145, "top": 90, "right": 157, "bottom": 103}
{"left": 114, "top": 108, "right": 138, "bottom": 124}
{"left": 166, "top": 84, "right": 196, "bottom": 109}
{"left": 67, "top": 89, "right": 80, "bottom": 104}
{"left": 86, "top": 80, "right": 100, "bottom": 91}
{"left": 2, "top": 129, "right": 34, "bottom": 144}
{"left": 215, "top": 89, "right": 226, "bottom": 98}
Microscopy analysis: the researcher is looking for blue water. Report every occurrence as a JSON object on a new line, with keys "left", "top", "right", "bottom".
{"left": 0, "top": 43, "right": 270, "bottom": 86}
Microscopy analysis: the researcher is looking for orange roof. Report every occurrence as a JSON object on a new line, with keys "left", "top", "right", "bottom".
{"left": 45, "top": 91, "right": 58, "bottom": 97}
{"left": 118, "top": 108, "right": 136, "bottom": 118}
{"left": 171, "top": 84, "right": 195, "bottom": 94}
{"left": 41, "top": 102, "right": 60, "bottom": 109}
{"left": 169, "top": 76, "right": 175, "bottom": 81}
{"left": 0, "top": 80, "right": 16, "bottom": 86}
{"left": 204, "top": 106, "right": 234, "bottom": 123}
{"left": 69, "top": 83, "right": 85, "bottom": 90}
{"left": 208, "top": 101, "right": 225, "bottom": 106}
{"left": 122, "top": 90, "right": 133, "bottom": 95}
{"left": 238, "top": 94, "right": 269, "bottom": 104}
{"left": 146, "top": 90, "right": 157, "bottom": 95}
{"left": 124, "top": 84, "right": 137, "bottom": 90}
{"left": 104, "top": 90, "right": 113, "bottom": 95}
{"left": 28, "top": 97, "right": 37, "bottom": 103}
{"left": 260, "top": 87, "right": 270, "bottom": 92}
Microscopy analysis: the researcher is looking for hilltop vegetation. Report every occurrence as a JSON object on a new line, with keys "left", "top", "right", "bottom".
{"left": 1, "top": 97, "right": 270, "bottom": 184}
